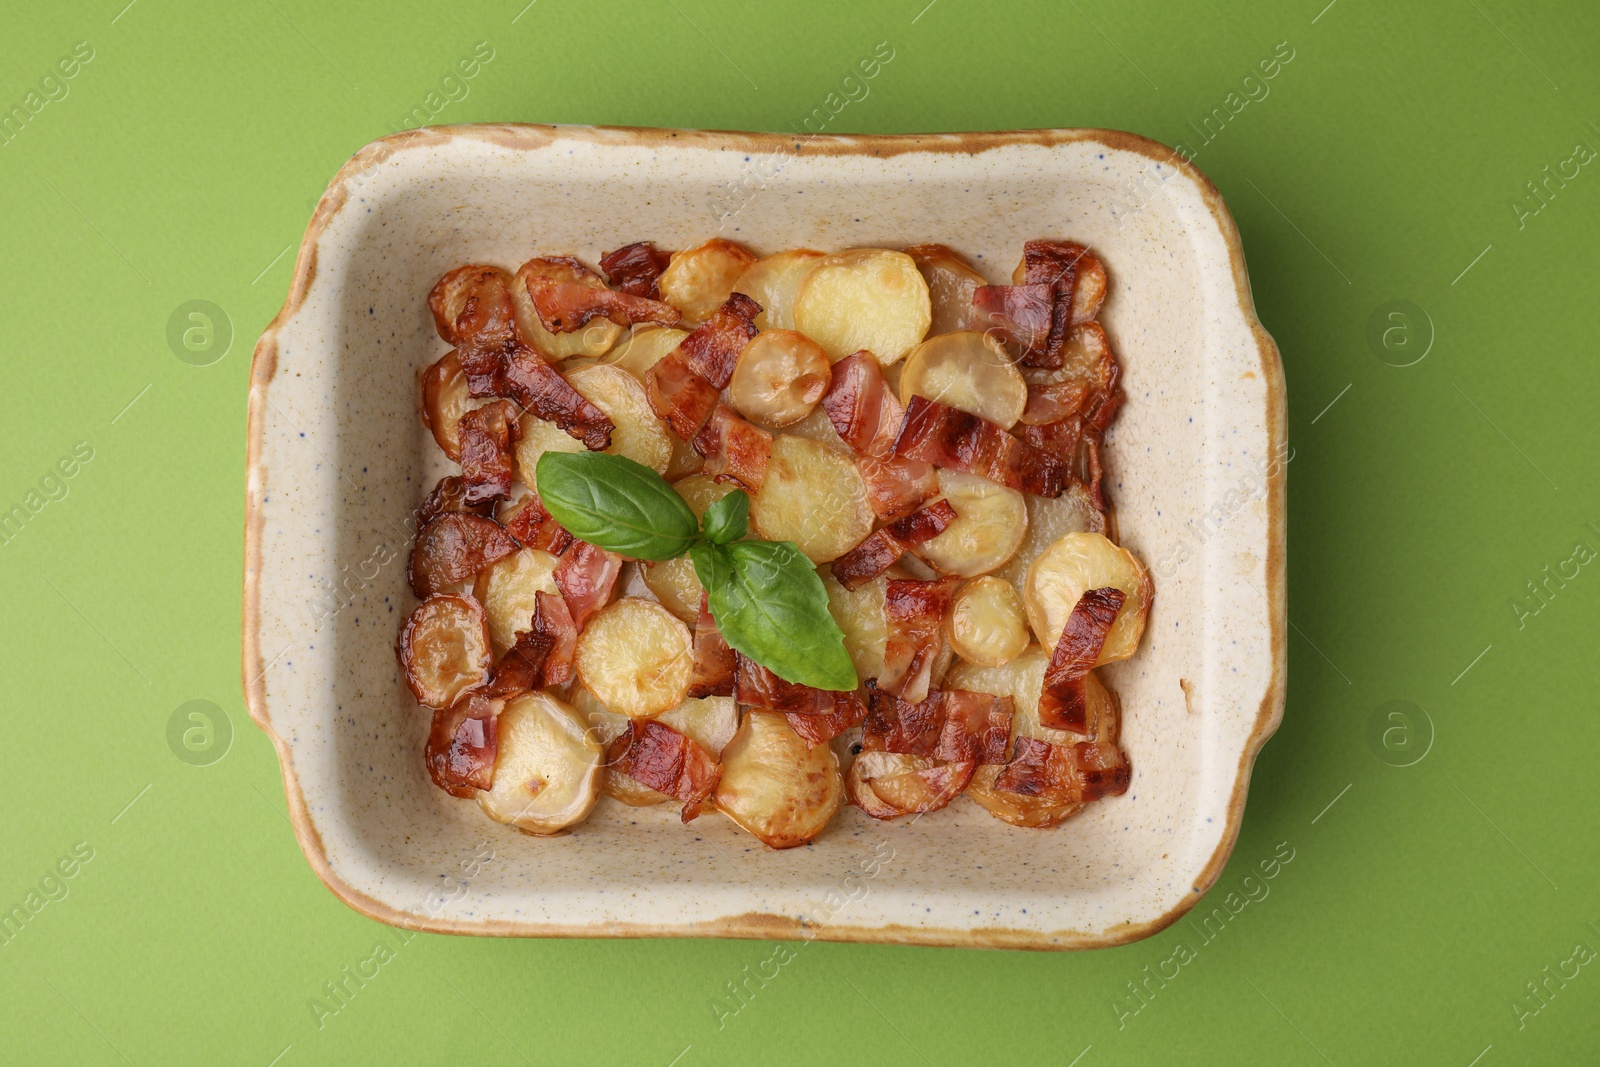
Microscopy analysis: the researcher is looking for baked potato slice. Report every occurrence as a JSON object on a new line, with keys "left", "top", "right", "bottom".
{"left": 476, "top": 691, "right": 603, "bottom": 834}
{"left": 471, "top": 547, "right": 562, "bottom": 654}
{"left": 511, "top": 259, "right": 623, "bottom": 360}
{"left": 1023, "top": 532, "right": 1152, "bottom": 664}
{"left": 733, "top": 249, "right": 825, "bottom": 331}
{"left": 846, "top": 750, "right": 973, "bottom": 819}
{"left": 792, "top": 249, "right": 932, "bottom": 365}
{"left": 899, "top": 331, "right": 1026, "bottom": 430}
{"left": 992, "top": 483, "right": 1106, "bottom": 586}
{"left": 420, "top": 351, "right": 486, "bottom": 460}
{"left": 713, "top": 711, "right": 843, "bottom": 849}
{"left": 750, "top": 434, "right": 874, "bottom": 563}
{"left": 563, "top": 362, "right": 674, "bottom": 474}
{"left": 606, "top": 325, "right": 689, "bottom": 381}
{"left": 946, "top": 576, "right": 1029, "bottom": 667}
{"left": 727, "top": 329, "right": 831, "bottom": 428}
{"left": 658, "top": 239, "right": 757, "bottom": 325}
{"left": 821, "top": 567, "right": 888, "bottom": 681}
{"left": 913, "top": 470, "right": 1027, "bottom": 578}
{"left": 398, "top": 594, "right": 492, "bottom": 709}
{"left": 574, "top": 597, "right": 694, "bottom": 718}
{"left": 906, "top": 243, "right": 987, "bottom": 335}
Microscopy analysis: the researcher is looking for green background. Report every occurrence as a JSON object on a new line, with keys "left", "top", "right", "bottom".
{"left": 2, "top": 0, "right": 1596, "bottom": 1063}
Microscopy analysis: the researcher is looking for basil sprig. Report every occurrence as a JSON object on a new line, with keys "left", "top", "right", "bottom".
{"left": 535, "top": 451, "right": 857, "bottom": 692}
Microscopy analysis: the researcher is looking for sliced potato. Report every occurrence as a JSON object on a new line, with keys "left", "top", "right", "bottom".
{"left": 993, "top": 483, "right": 1106, "bottom": 587}
{"left": 513, "top": 414, "right": 584, "bottom": 490}
{"left": 792, "top": 249, "right": 932, "bottom": 365}
{"left": 398, "top": 594, "right": 491, "bottom": 709}
{"left": 714, "top": 711, "right": 843, "bottom": 849}
{"left": 569, "top": 687, "right": 666, "bottom": 806}
{"left": 472, "top": 547, "right": 561, "bottom": 653}
{"left": 899, "top": 331, "right": 1027, "bottom": 430}
{"left": 641, "top": 475, "right": 736, "bottom": 620}
{"left": 846, "top": 751, "right": 971, "bottom": 819}
{"left": 948, "top": 647, "right": 1118, "bottom": 746}
{"left": 1024, "top": 533, "right": 1151, "bottom": 664}
{"left": 906, "top": 243, "right": 987, "bottom": 335}
{"left": 914, "top": 470, "right": 1027, "bottom": 578}
{"left": 659, "top": 696, "right": 740, "bottom": 757}
{"left": 821, "top": 567, "right": 887, "bottom": 680}
{"left": 511, "top": 259, "right": 622, "bottom": 360}
{"left": 783, "top": 403, "right": 848, "bottom": 450}
{"left": 947, "top": 576, "right": 1029, "bottom": 667}
{"left": 420, "top": 351, "right": 484, "bottom": 461}
{"left": 733, "top": 249, "right": 825, "bottom": 331}
{"left": 727, "top": 329, "right": 831, "bottom": 428}
{"left": 751, "top": 435, "right": 874, "bottom": 563}
{"left": 563, "top": 362, "right": 673, "bottom": 473}
{"left": 476, "top": 691, "right": 602, "bottom": 834}
{"left": 574, "top": 597, "right": 693, "bottom": 718}
{"left": 965, "top": 763, "right": 1081, "bottom": 829}
{"left": 658, "top": 239, "right": 757, "bottom": 325}
{"left": 606, "top": 326, "right": 689, "bottom": 381}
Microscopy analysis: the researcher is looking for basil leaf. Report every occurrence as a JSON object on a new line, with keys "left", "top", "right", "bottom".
{"left": 693, "top": 539, "right": 858, "bottom": 691}
{"left": 700, "top": 490, "right": 749, "bottom": 545}
{"left": 535, "top": 451, "right": 698, "bottom": 560}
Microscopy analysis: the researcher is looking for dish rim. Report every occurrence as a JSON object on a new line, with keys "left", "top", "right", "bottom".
{"left": 242, "top": 122, "right": 1287, "bottom": 950}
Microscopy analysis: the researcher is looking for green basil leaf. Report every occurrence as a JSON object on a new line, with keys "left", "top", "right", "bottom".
{"left": 700, "top": 490, "right": 749, "bottom": 545}
{"left": 693, "top": 539, "right": 858, "bottom": 691}
{"left": 535, "top": 451, "right": 698, "bottom": 561}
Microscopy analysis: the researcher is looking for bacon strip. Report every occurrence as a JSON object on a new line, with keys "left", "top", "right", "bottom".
{"left": 855, "top": 454, "right": 939, "bottom": 522}
{"left": 865, "top": 685, "right": 1014, "bottom": 764}
{"left": 692, "top": 403, "right": 773, "bottom": 492}
{"left": 735, "top": 654, "right": 862, "bottom": 715}
{"left": 521, "top": 255, "right": 680, "bottom": 333}
{"left": 831, "top": 499, "right": 958, "bottom": 590}
{"left": 553, "top": 541, "right": 622, "bottom": 629}
{"left": 1075, "top": 741, "right": 1132, "bottom": 801}
{"left": 425, "top": 692, "right": 502, "bottom": 798}
{"left": 456, "top": 399, "right": 521, "bottom": 505}
{"left": 878, "top": 577, "right": 959, "bottom": 703}
{"left": 409, "top": 513, "right": 519, "bottom": 598}
{"left": 483, "top": 591, "right": 577, "bottom": 697}
{"left": 1037, "top": 587, "right": 1126, "bottom": 732}
{"left": 992, "top": 735, "right": 1130, "bottom": 802}
{"left": 971, "top": 283, "right": 1054, "bottom": 357}
{"left": 822, "top": 351, "right": 905, "bottom": 458}
{"left": 418, "top": 476, "right": 495, "bottom": 527}
{"left": 608, "top": 719, "right": 722, "bottom": 821}
{"left": 644, "top": 351, "right": 721, "bottom": 440}
{"left": 893, "top": 395, "right": 1066, "bottom": 498}
{"left": 687, "top": 597, "right": 736, "bottom": 698}
{"left": 784, "top": 699, "right": 868, "bottom": 747}
{"left": 497, "top": 347, "right": 613, "bottom": 451}
{"left": 677, "top": 292, "right": 761, "bottom": 387}
{"left": 599, "top": 241, "right": 673, "bottom": 299}
{"left": 502, "top": 493, "right": 574, "bottom": 556}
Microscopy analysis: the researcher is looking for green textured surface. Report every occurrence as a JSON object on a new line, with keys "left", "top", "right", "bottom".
{"left": 2, "top": 1, "right": 1597, "bottom": 1063}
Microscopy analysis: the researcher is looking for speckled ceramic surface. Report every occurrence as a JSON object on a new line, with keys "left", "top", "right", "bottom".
{"left": 244, "top": 124, "right": 1286, "bottom": 950}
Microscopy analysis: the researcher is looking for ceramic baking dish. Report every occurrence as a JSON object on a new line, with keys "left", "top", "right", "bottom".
{"left": 243, "top": 124, "right": 1285, "bottom": 950}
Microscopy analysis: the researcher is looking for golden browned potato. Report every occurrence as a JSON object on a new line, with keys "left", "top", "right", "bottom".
{"left": 471, "top": 547, "right": 561, "bottom": 653}
{"left": 792, "top": 249, "right": 932, "bottom": 365}
{"left": 564, "top": 362, "right": 674, "bottom": 473}
{"left": 658, "top": 238, "right": 757, "bottom": 325}
{"left": 574, "top": 597, "right": 694, "bottom": 717}
{"left": 713, "top": 712, "right": 843, "bottom": 849}
{"left": 512, "top": 259, "right": 623, "bottom": 360}
{"left": 642, "top": 475, "right": 737, "bottom": 621}
{"left": 946, "top": 576, "right": 1029, "bottom": 667}
{"left": 659, "top": 696, "right": 740, "bottom": 756}
{"left": 476, "top": 691, "right": 603, "bottom": 833}
{"left": 914, "top": 470, "right": 1027, "bottom": 577}
{"left": 751, "top": 435, "right": 874, "bottom": 563}
{"left": 992, "top": 483, "right": 1106, "bottom": 587}
{"left": 726, "top": 329, "right": 831, "bottom": 428}
{"left": 513, "top": 414, "right": 584, "bottom": 490}
{"left": 398, "top": 594, "right": 491, "bottom": 709}
{"left": 733, "top": 249, "right": 825, "bottom": 330}
{"left": 420, "top": 352, "right": 484, "bottom": 461}
{"left": 899, "top": 331, "right": 1027, "bottom": 429}
{"left": 569, "top": 687, "right": 666, "bottom": 806}
{"left": 906, "top": 243, "right": 988, "bottom": 335}
{"left": 821, "top": 567, "right": 887, "bottom": 680}
{"left": 846, "top": 751, "right": 970, "bottom": 818}
{"left": 606, "top": 326, "right": 689, "bottom": 381}
{"left": 1023, "top": 532, "right": 1152, "bottom": 663}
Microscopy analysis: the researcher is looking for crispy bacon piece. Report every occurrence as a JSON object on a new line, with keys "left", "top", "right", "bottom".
{"left": 784, "top": 698, "right": 868, "bottom": 747}
{"left": 496, "top": 347, "right": 613, "bottom": 451}
{"left": 418, "top": 476, "right": 495, "bottom": 527}
{"left": 677, "top": 292, "right": 761, "bottom": 388}
{"left": 553, "top": 541, "right": 622, "bottom": 629}
{"left": 821, "top": 351, "right": 905, "bottom": 458}
{"left": 971, "top": 283, "right": 1054, "bottom": 357}
{"left": 1075, "top": 740, "right": 1132, "bottom": 800}
{"left": 408, "top": 513, "right": 519, "bottom": 598}
{"left": 992, "top": 736, "right": 1131, "bottom": 802}
{"left": 425, "top": 692, "right": 502, "bottom": 798}
{"left": 502, "top": 493, "right": 574, "bottom": 555}
{"left": 687, "top": 597, "right": 736, "bottom": 698}
{"left": 429, "top": 265, "right": 518, "bottom": 350}
{"left": 644, "top": 351, "right": 722, "bottom": 440}
{"left": 735, "top": 654, "right": 859, "bottom": 714}
{"left": 878, "top": 577, "right": 960, "bottom": 703}
{"left": 456, "top": 399, "right": 521, "bottom": 505}
{"left": 854, "top": 454, "right": 939, "bottom": 521}
{"left": 865, "top": 684, "right": 1014, "bottom": 764}
{"left": 608, "top": 719, "right": 722, "bottom": 821}
{"left": 893, "top": 395, "right": 1067, "bottom": 498}
{"left": 600, "top": 241, "right": 673, "bottom": 299}
{"left": 831, "top": 499, "right": 958, "bottom": 590}
{"left": 1018, "top": 419, "right": 1111, "bottom": 512}
{"left": 692, "top": 403, "right": 773, "bottom": 492}
{"left": 1037, "top": 587, "right": 1126, "bottom": 732}
{"left": 520, "top": 255, "right": 680, "bottom": 333}
{"left": 483, "top": 591, "right": 577, "bottom": 696}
